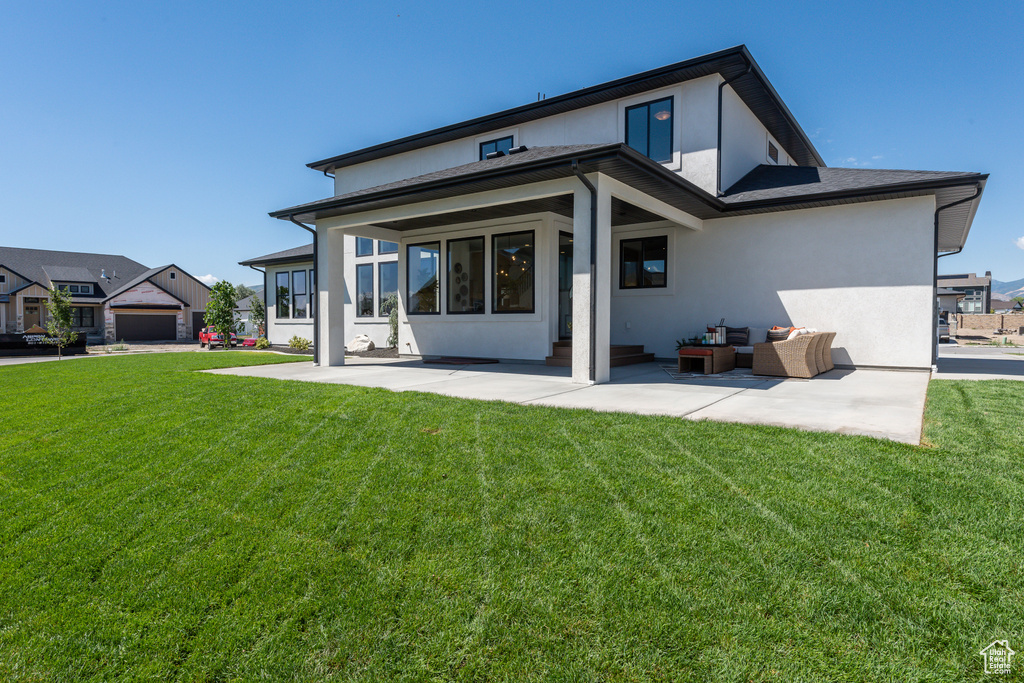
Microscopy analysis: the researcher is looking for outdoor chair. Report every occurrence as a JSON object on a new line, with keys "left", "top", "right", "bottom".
{"left": 753, "top": 332, "right": 824, "bottom": 378}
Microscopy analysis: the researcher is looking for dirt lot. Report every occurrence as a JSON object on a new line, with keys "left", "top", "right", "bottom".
{"left": 954, "top": 328, "right": 1024, "bottom": 347}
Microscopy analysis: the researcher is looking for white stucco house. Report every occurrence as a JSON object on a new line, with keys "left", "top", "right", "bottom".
{"left": 267, "top": 45, "right": 986, "bottom": 384}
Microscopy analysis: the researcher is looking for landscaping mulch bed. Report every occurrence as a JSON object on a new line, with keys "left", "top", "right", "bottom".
{"left": 347, "top": 346, "right": 399, "bottom": 359}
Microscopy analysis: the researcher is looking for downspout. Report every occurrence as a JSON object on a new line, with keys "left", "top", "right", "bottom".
{"left": 247, "top": 264, "right": 266, "bottom": 339}
{"left": 571, "top": 159, "right": 597, "bottom": 383}
{"left": 716, "top": 61, "right": 752, "bottom": 196}
{"left": 289, "top": 215, "right": 320, "bottom": 366}
{"left": 932, "top": 184, "right": 983, "bottom": 364}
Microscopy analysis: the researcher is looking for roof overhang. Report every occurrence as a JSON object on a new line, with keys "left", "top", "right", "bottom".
{"left": 308, "top": 45, "right": 824, "bottom": 173}
{"left": 274, "top": 145, "right": 986, "bottom": 252}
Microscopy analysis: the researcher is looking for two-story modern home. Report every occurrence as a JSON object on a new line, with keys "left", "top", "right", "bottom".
{"left": 0, "top": 246, "right": 210, "bottom": 342}
{"left": 268, "top": 45, "right": 987, "bottom": 383}
{"left": 240, "top": 237, "right": 398, "bottom": 347}
{"left": 936, "top": 272, "right": 992, "bottom": 314}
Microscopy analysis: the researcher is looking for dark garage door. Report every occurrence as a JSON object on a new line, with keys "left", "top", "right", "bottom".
{"left": 114, "top": 314, "right": 177, "bottom": 341}
{"left": 192, "top": 312, "right": 205, "bottom": 340}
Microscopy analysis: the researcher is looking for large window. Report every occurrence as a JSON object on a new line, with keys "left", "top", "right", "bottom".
{"left": 379, "top": 261, "right": 399, "bottom": 316}
{"left": 71, "top": 306, "right": 94, "bottom": 327}
{"left": 292, "top": 270, "right": 307, "bottom": 318}
{"left": 447, "top": 236, "right": 484, "bottom": 314}
{"left": 492, "top": 231, "right": 534, "bottom": 313}
{"left": 356, "top": 264, "right": 374, "bottom": 317}
{"left": 276, "top": 272, "right": 290, "bottom": 318}
{"left": 480, "top": 135, "right": 514, "bottom": 160}
{"left": 356, "top": 237, "right": 374, "bottom": 257}
{"left": 378, "top": 240, "right": 398, "bottom": 254}
{"left": 620, "top": 236, "right": 667, "bottom": 289}
{"left": 625, "top": 96, "right": 673, "bottom": 163}
{"left": 407, "top": 242, "right": 439, "bottom": 314}
{"left": 308, "top": 269, "right": 315, "bottom": 316}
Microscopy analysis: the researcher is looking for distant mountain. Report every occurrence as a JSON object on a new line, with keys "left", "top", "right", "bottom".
{"left": 994, "top": 278, "right": 1024, "bottom": 299}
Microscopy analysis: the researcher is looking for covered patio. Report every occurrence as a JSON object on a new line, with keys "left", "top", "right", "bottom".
{"left": 207, "top": 358, "right": 930, "bottom": 444}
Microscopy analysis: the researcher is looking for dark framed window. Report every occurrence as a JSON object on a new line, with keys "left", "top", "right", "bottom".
{"left": 276, "top": 272, "right": 290, "bottom": 318}
{"left": 58, "top": 284, "right": 68, "bottom": 291}
{"left": 0, "top": 274, "right": 6, "bottom": 284}
{"left": 169, "top": 271, "right": 176, "bottom": 280}
{"left": 768, "top": 141, "right": 779, "bottom": 163}
{"left": 356, "top": 264, "right": 374, "bottom": 317}
{"left": 620, "top": 236, "right": 667, "bottom": 289}
{"left": 447, "top": 236, "right": 484, "bottom": 314}
{"left": 379, "top": 261, "right": 399, "bottom": 316}
{"left": 356, "top": 237, "right": 374, "bottom": 256}
{"left": 492, "top": 231, "right": 535, "bottom": 313}
{"left": 292, "top": 270, "right": 307, "bottom": 318}
{"left": 625, "top": 96, "right": 673, "bottom": 163}
{"left": 378, "top": 240, "right": 398, "bottom": 254}
{"left": 71, "top": 306, "right": 94, "bottom": 327}
{"left": 80, "top": 284, "right": 91, "bottom": 294}
{"left": 407, "top": 242, "right": 439, "bottom": 314}
{"left": 480, "top": 135, "right": 514, "bottom": 160}
{"left": 69, "top": 284, "right": 79, "bottom": 293}
{"left": 308, "top": 269, "right": 315, "bottom": 316}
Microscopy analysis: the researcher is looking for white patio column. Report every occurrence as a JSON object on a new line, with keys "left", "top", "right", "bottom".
{"left": 318, "top": 225, "right": 346, "bottom": 366}
{"left": 572, "top": 173, "right": 612, "bottom": 384}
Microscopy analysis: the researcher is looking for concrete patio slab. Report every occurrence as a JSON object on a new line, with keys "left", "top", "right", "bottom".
{"left": 207, "top": 357, "right": 933, "bottom": 444}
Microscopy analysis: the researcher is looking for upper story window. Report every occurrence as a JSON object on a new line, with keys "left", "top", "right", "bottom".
{"left": 0, "top": 274, "right": 6, "bottom": 284}
{"left": 625, "top": 97, "right": 673, "bottom": 163}
{"left": 480, "top": 135, "right": 514, "bottom": 160}
{"left": 378, "top": 240, "right": 398, "bottom": 254}
{"left": 80, "top": 284, "right": 91, "bottom": 294}
{"left": 620, "top": 236, "right": 667, "bottom": 289}
{"left": 768, "top": 141, "right": 779, "bottom": 163}
{"left": 356, "top": 237, "right": 374, "bottom": 257}
{"left": 169, "top": 271, "right": 176, "bottom": 280}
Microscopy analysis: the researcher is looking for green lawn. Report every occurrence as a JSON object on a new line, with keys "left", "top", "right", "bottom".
{"left": 1, "top": 352, "right": 1022, "bottom": 681}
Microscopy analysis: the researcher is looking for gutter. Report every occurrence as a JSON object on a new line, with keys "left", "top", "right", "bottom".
{"left": 289, "top": 216, "right": 320, "bottom": 366}
{"left": 717, "top": 58, "right": 752, "bottom": 196}
{"left": 571, "top": 160, "right": 597, "bottom": 384}
{"left": 931, "top": 183, "right": 983, "bottom": 364}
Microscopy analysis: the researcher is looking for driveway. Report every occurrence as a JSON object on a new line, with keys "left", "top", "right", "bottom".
{"left": 207, "top": 359, "right": 931, "bottom": 444}
{"left": 934, "top": 344, "right": 1024, "bottom": 380}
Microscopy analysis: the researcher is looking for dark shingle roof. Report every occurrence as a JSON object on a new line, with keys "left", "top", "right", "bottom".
{"left": 41, "top": 265, "right": 96, "bottom": 283}
{"left": 239, "top": 243, "right": 314, "bottom": 267}
{"left": 722, "top": 166, "right": 983, "bottom": 204}
{"left": 0, "top": 246, "right": 149, "bottom": 296}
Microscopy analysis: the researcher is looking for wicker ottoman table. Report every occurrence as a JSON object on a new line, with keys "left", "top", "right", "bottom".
{"left": 678, "top": 346, "right": 736, "bottom": 374}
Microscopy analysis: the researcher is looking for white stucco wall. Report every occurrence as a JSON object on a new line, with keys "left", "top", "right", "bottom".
{"left": 719, "top": 85, "right": 795, "bottom": 191}
{"left": 608, "top": 196, "right": 937, "bottom": 368}
{"left": 333, "top": 75, "right": 735, "bottom": 198}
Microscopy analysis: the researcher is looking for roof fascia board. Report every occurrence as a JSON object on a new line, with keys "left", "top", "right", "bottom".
{"left": 238, "top": 255, "right": 315, "bottom": 268}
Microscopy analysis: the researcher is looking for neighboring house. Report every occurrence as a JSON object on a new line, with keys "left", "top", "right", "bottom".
{"left": 239, "top": 239, "right": 398, "bottom": 347}
{"left": 266, "top": 45, "right": 987, "bottom": 383}
{"left": 991, "top": 299, "right": 1023, "bottom": 313}
{"left": 936, "top": 272, "right": 992, "bottom": 314}
{"left": 936, "top": 287, "right": 965, "bottom": 318}
{"left": 0, "top": 246, "right": 210, "bottom": 342}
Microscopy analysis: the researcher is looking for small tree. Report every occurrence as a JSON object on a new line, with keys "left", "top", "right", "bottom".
{"left": 235, "top": 283, "right": 257, "bottom": 301}
{"left": 204, "top": 280, "right": 238, "bottom": 348}
{"left": 248, "top": 293, "right": 266, "bottom": 338}
{"left": 382, "top": 293, "right": 399, "bottom": 348}
{"left": 45, "top": 286, "right": 78, "bottom": 360}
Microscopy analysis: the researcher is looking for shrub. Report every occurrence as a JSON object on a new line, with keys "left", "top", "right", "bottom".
{"left": 255, "top": 338, "right": 270, "bottom": 350}
{"left": 382, "top": 294, "right": 399, "bottom": 348}
{"left": 288, "top": 336, "right": 311, "bottom": 351}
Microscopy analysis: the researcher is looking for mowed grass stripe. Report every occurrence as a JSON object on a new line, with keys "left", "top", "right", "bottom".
{"left": 0, "top": 354, "right": 1022, "bottom": 681}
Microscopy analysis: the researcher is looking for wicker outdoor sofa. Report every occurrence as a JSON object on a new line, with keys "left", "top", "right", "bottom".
{"left": 752, "top": 332, "right": 836, "bottom": 378}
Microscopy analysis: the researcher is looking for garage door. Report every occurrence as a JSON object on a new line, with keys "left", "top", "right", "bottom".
{"left": 192, "top": 312, "right": 205, "bottom": 340}
{"left": 114, "top": 314, "right": 177, "bottom": 341}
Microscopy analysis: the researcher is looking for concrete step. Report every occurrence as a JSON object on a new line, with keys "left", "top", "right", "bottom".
{"left": 545, "top": 351, "right": 656, "bottom": 367}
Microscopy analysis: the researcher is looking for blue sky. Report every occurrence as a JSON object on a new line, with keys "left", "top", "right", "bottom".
{"left": 1, "top": 1, "right": 1021, "bottom": 287}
